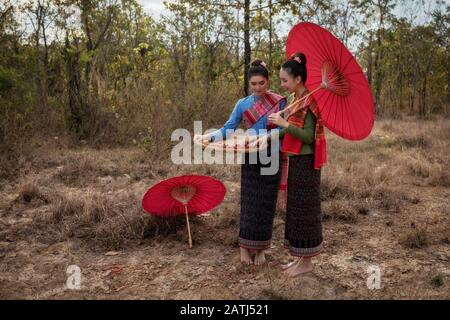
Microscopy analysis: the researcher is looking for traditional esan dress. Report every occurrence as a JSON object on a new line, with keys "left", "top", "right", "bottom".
{"left": 278, "top": 90, "right": 327, "bottom": 257}
{"left": 211, "top": 91, "right": 286, "bottom": 250}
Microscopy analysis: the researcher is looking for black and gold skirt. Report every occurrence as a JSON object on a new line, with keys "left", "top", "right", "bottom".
{"left": 284, "top": 154, "right": 323, "bottom": 257}
{"left": 239, "top": 151, "right": 281, "bottom": 250}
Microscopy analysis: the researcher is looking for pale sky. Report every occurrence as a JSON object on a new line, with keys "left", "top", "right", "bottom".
{"left": 137, "top": 0, "right": 448, "bottom": 22}
{"left": 136, "top": 0, "right": 169, "bottom": 18}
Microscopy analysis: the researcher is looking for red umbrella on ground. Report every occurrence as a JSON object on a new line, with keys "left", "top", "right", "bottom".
{"left": 280, "top": 22, "right": 374, "bottom": 141}
{"left": 141, "top": 175, "right": 226, "bottom": 248}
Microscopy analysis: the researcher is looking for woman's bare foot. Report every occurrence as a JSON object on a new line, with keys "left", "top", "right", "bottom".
{"left": 281, "top": 260, "right": 297, "bottom": 270}
{"left": 284, "top": 257, "right": 313, "bottom": 277}
{"left": 240, "top": 247, "right": 253, "bottom": 265}
{"left": 254, "top": 250, "right": 266, "bottom": 266}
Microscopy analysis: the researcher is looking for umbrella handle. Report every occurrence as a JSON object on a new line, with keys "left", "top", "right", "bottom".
{"left": 184, "top": 204, "right": 193, "bottom": 249}
{"left": 275, "top": 86, "right": 322, "bottom": 116}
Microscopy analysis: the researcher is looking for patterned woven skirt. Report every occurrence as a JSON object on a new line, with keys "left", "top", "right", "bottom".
{"left": 239, "top": 151, "right": 281, "bottom": 250}
{"left": 284, "top": 154, "right": 323, "bottom": 257}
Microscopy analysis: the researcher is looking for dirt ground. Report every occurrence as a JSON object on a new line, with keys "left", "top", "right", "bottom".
{"left": 0, "top": 117, "right": 449, "bottom": 299}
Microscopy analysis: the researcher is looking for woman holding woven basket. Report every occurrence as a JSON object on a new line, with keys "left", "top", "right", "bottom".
{"left": 257, "top": 52, "right": 327, "bottom": 277}
{"left": 195, "top": 59, "right": 286, "bottom": 266}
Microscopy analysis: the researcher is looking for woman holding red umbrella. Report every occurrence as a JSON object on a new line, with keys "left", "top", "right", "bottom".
{"left": 254, "top": 21, "right": 374, "bottom": 277}
{"left": 195, "top": 59, "right": 286, "bottom": 266}
{"left": 260, "top": 52, "right": 327, "bottom": 277}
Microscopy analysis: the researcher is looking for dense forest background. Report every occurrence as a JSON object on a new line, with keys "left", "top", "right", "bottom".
{"left": 0, "top": 0, "right": 448, "bottom": 153}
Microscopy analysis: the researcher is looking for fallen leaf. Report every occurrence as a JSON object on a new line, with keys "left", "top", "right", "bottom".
{"left": 105, "top": 251, "right": 121, "bottom": 256}
{"left": 102, "top": 264, "right": 125, "bottom": 277}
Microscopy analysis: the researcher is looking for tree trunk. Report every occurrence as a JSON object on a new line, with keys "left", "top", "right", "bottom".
{"left": 236, "top": 8, "right": 240, "bottom": 63}
{"left": 39, "top": 2, "right": 49, "bottom": 111}
{"left": 367, "top": 33, "right": 373, "bottom": 85}
{"left": 373, "top": 36, "right": 383, "bottom": 114}
{"left": 33, "top": 3, "right": 47, "bottom": 111}
{"left": 409, "top": 86, "right": 416, "bottom": 115}
{"left": 373, "top": 2, "right": 386, "bottom": 115}
{"left": 244, "top": 0, "right": 251, "bottom": 97}
{"left": 397, "top": 54, "right": 403, "bottom": 111}
{"left": 64, "top": 34, "right": 84, "bottom": 137}
{"left": 269, "top": 0, "right": 272, "bottom": 66}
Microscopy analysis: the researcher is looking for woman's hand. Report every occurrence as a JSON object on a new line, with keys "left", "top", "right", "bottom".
{"left": 194, "top": 134, "right": 212, "bottom": 144}
{"left": 268, "top": 113, "right": 289, "bottom": 128}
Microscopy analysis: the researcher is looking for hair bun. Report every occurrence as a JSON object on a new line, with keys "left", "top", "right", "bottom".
{"left": 290, "top": 52, "right": 307, "bottom": 65}
{"left": 251, "top": 59, "right": 267, "bottom": 69}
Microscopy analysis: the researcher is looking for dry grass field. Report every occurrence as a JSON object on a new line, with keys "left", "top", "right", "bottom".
{"left": 0, "top": 116, "right": 449, "bottom": 299}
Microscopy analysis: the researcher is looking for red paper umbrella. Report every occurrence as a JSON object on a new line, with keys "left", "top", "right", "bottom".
{"left": 283, "top": 22, "right": 375, "bottom": 141}
{"left": 141, "top": 175, "right": 226, "bottom": 248}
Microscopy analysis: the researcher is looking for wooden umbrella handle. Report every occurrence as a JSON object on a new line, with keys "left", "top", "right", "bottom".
{"left": 184, "top": 204, "right": 193, "bottom": 249}
{"left": 275, "top": 86, "right": 322, "bottom": 116}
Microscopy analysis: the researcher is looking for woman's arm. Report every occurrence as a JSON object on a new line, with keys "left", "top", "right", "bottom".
{"left": 276, "top": 99, "right": 286, "bottom": 129}
{"left": 209, "top": 100, "right": 243, "bottom": 142}
{"left": 264, "top": 98, "right": 288, "bottom": 140}
{"left": 284, "top": 110, "right": 316, "bottom": 144}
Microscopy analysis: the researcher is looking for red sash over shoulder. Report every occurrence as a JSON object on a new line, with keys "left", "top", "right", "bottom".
{"left": 282, "top": 90, "right": 327, "bottom": 170}
{"left": 243, "top": 91, "right": 286, "bottom": 130}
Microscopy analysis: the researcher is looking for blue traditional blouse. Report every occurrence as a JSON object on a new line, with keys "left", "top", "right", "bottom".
{"left": 210, "top": 94, "right": 286, "bottom": 142}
